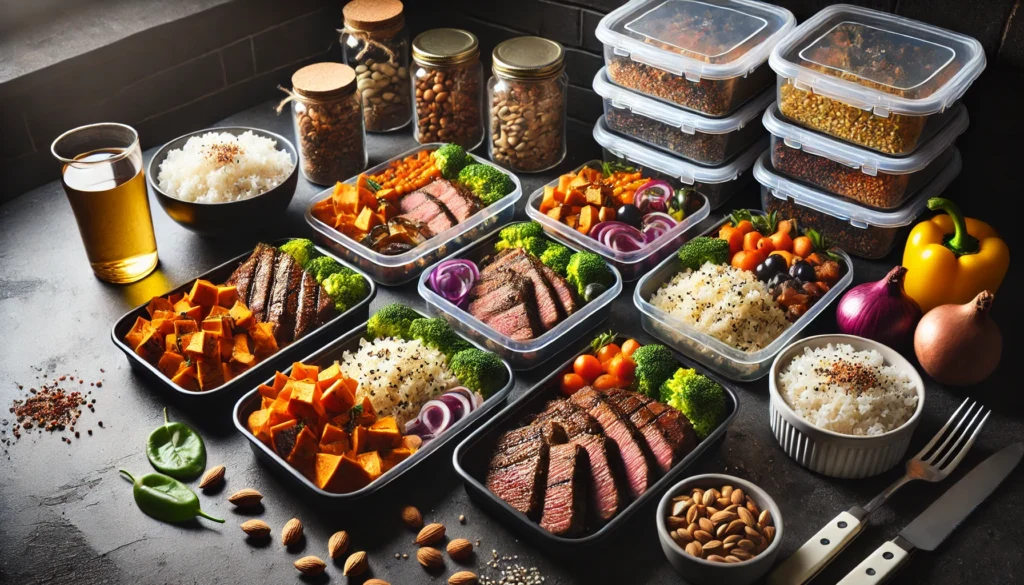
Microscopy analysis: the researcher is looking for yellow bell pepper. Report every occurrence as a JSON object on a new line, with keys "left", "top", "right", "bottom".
{"left": 902, "top": 198, "right": 1009, "bottom": 313}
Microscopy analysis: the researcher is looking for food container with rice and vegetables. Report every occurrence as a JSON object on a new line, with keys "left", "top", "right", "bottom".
{"left": 306, "top": 142, "right": 522, "bottom": 285}
{"left": 453, "top": 332, "right": 737, "bottom": 551}
{"left": 635, "top": 209, "right": 852, "bottom": 381}
{"left": 755, "top": 149, "right": 963, "bottom": 259}
{"left": 419, "top": 221, "right": 622, "bottom": 369}
{"left": 595, "top": 0, "right": 795, "bottom": 116}
{"left": 769, "top": 4, "right": 985, "bottom": 155}
{"left": 234, "top": 303, "right": 513, "bottom": 503}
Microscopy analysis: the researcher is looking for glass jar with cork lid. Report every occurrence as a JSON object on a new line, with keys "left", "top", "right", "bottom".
{"left": 411, "top": 28, "right": 483, "bottom": 149}
{"left": 282, "top": 62, "right": 367, "bottom": 186}
{"left": 487, "top": 37, "right": 567, "bottom": 173}
{"left": 341, "top": 0, "right": 411, "bottom": 132}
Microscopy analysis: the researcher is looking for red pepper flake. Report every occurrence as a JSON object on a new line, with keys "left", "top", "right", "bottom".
{"left": 96, "top": 382, "right": 103, "bottom": 388}
{"left": 6, "top": 371, "right": 104, "bottom": 444}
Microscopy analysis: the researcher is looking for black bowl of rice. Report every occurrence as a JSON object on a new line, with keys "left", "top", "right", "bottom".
{"left": 148, "top": 127, "right": 298, "bottom": 236}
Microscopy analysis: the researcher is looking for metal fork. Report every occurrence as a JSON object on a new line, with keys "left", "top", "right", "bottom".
{"left": 767, "top": 398, "right": 991, "bottom": 585}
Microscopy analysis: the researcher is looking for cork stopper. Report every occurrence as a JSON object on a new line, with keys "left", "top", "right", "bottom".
{"left": 343, "top": 0, "right": 404, "bottom": 32}
{"left": 291, "top": 63, "right": 357, "bottom": 99}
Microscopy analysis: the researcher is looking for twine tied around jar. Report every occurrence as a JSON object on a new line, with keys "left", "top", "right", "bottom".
{"left": 338, "top": 26, "right": 400, "bottom": 66}
{"left": 275, "top": 86, "right": 298, "bottom": 114}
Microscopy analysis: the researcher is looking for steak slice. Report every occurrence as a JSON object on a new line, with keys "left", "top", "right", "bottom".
{"left": 538, "top": 263, "right": 579, "bottom": 317}
{"left": 600, "top": 389, "right": 676, "bottom": 473}
{"left": 531, "top": 399, "right": 601, "bottom": 438}
{"left": 468, "top": 272, "right": 529, "bottom": 320}
{"left": 487, "top": 422, "right": 566, "bottom": 519}
{"left": 246, "top": 245, "right": 278, "bottom": 321}
{"left": 570, "top": 387, "right": 654, "bottom": 499}
{"left": 315, "top": 283, "right": 336, "bottom": 325}
{"left": 226, "top": 243, "right": 271, "bottom": 301}
{"left": 293, "top": 271, "right": 320, "bottom": 340}
{"left": 421, "top": 179, "right": 481, "bottom": 223}
{"left": 484, "top": 304, "right": 539, "bottom": 341}
{"left": 397, "top": 191, "right": 456, "bottom": 237}
{"left": 646, "top": 400, "right": 699, "bottom": 460}
{"left": 539, "top": 444, "right": 588, "bottom": 537}
{"left": 265, "top": 253, "right": 303, "bottom": 345}
{"left": 485, "top": 249, "right": 562, "bottom": 330}
{"left": 487, "top": 422, "right": 566, "bottom": 470}
{"left": 468, "top": 269, "right": 520, "bottom": 301}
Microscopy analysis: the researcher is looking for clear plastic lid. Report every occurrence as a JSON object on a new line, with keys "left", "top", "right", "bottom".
{"left": 762, "top": 102, "right": 968, "bottom": 175}
{"left": 753, "top": 148, "right": 962, "bottom": 228}
{"left": 594, "top": 115, "right": 765, "bottom": 184}
{"left": 770, "top": 5, "right": 986, "bottom": 116}
{"left": 595, "top": 0, "right": 796, "bottom": 81}
{"left": 593, "top": 66, "right": 774, "bottom": 135}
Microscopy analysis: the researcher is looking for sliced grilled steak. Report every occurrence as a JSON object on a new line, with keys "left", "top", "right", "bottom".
{"left": 246, "top": 245, "right": 278, "bottom": 321}
{"left": 600, "top": 388, "right": 676, "bottom": 473}
{"left": 397, "top": 191, "right": 456, "bottom": 237}
{"left": 487, "top": 422, "right": 566, "bottom": 470}
{"left": 484, "top": 304, "right": 539, "bottom": 341}
{"left": 293, "top": 271, "right": 320, "bottom": 340}
{"left": 468, "top": 272, "right": 530, "bottom": 320}
{"left": 645, "top": 400, "right": 699, "bottom": 460}
{"left": 487, "top": 422, "right": 566, "bottom": 519}
{"left": 531, "top": 399, "right": 601, "bottom": 438}
{"left": 315, "top": 284, "right": 335, "bottom": 325}
{"left": 226, "top": 243, "right": 272, "bottom": 301}
{"left": 539, "top": 444, "right": 588, "bottom": 537}
{"left": 265, "top": 253, "right": 303, "bottom": 344}
{"left": 485, "top": 249, "right": 562, "bottom": 331}
{"left": 569, "top": 387, "right": 654, "bottom": 499}
{"left": 538, "top": 263, "right": 579, "bottom": 317}
{"left": 421, "top": 179, "right": 481, "bottom": 223}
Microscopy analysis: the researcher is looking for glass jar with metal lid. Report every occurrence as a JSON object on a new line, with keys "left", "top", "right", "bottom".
{"left": 487, "top": 36, "right": 567, "bottom": 173}
{"left": 284, "top": 62, "right": 367, "bottom": 185}
{"left": 411, "top": 28, "right": 483, "bottom": 149}
{"left": 341, "top": 0, "right": 411, "bottom": 133}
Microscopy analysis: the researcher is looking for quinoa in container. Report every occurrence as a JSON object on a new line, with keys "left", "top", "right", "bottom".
{"left": 769, "top": 5, "right": 985, "bottom": 155}
{"left": 763, "top": 103, "right": 967, "bottom": 209}
{"left": 754, "top": 150, "right": 963, "bottom": 259}
{"left": 411, "top": 29, "right": 484, "bottom": 150}
{"left": 595, "top": 0, "right": 795, "bottom": 117}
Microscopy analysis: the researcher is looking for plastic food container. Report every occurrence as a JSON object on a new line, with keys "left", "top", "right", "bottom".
{"left": 452, "top": 334, "right": 738, "bottom": 553}
{"left": 769, "top": 4, "right": 985, "bottom": 155}
{"left": 633, "top": 212, "right": 854, "bottom": 381}
{"left": 596, "top": 0, "right": 795, "bottom": 116}
{"left": 525, "top": 158, "right": 709, "bottom": 283}
{"left": 234, "top": 310, "right": 514, "bottom": 506}
{"left": 111, "top": 240, "right": 376, "bottom": 407}
{"left": 594, "top": 115, "right": 765, "bottom": 211}
{"left": 763, "top": 103, "right": 967, "bottom": 209}
{"left": 418, "top": 222, "right": 622, "bottom": 370}
{"left": 594, "top": 67, "right": 771, "bottom": 165}
{"left": 755, "top": 149, "right": 962, "bottom": 259}
{"left": 305, "top": 143, "right": 522, "bottom": 286}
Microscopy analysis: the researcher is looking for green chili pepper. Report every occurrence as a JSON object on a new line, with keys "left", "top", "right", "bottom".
{"left": 146, "top": 408, "right": 206, "bottom": 480}
{"left": 119, "top": 470, "right": 224, "bottom": 524}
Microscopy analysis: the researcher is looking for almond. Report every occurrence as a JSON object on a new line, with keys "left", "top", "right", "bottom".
{"left": 446, "top": 538, "right": 473, "bottom": 561}
{"left": 401, "top": 505, "right": 424, "bottom": 529}
{"left": 281, "top": 518, "right": 303, "bottom": 547}
{"left": 417, "top": 546, "right": 444, "bottom": 570}
{"left": 416, "top": 522, "right": 446, "bottom": 546}
{"left": 240, "top": 519, "right": 271, "bottom": 539}
{"left": 736, "top": 506, "right": 756, "bottom": 527}
{"left": 228, "top": 488, "right": 263, "bottom": 508}
{"left": 449, "top": 571, "right": 478, "bottom": 585}
{"left": 328, "top": 530, "right": 349, "bottom": 559}
{"left": 199, "top": 465, "right": 225, "bottom": 489}
{"left": 343, "top": 551, "right": 368, "bottom": 576}
{"left": 294, "top": 555, "right": 326, "bottom": 576}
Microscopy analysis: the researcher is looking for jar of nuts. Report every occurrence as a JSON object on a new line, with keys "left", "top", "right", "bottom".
{"left": 487, "top": 37, "right": 567, "bottom": 173}
{"left": 341, "top": 0, "right": 411, "bottom": 133}
{"left": 284, "top": 62, "right": 367, "bottom": 185}
{"left": 411, "top": 28, "right": 483, "bottom": 149}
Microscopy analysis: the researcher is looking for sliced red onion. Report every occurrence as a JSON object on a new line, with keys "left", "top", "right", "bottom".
{"left": 589, "top": 221, "right": 646, "bottom": 252}
{"left": 429, "top": 260, "right": 480, "bottom": 307}
{"left": 445, "top": 387, "right": 477, "bottom": 411}
{"left": 405, "top": 418, "right": 429, "bottom": 436}
{"left": 634, "top": 179, "right": 674, "bottom": 214}
{"left": 418, "top": 399, "right": 453, "bottom": 435}
{"left": 439, "top": 392, "right": 471, "bottom": 421}
{"left": 642, "top": 212, "right": 678, "bottom": 242}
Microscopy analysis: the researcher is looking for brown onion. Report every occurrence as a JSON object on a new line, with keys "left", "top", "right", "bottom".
{"left": 914, "top": 291, "right": 1002, "bottom": 385}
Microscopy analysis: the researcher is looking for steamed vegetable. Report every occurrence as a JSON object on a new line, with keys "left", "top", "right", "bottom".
{"left": 432, "top": 144, "right": 469, "bottom": 180}
{"left": 457, "top": 164, "right": 515, "bottom": 206}
{"left": 914, "top": 291, "right": 1001, "bottom": 386}
{"left": 305, "top": 256, "right": 345, "bottom": 283}
{"left": 428, "top": 259, "right": 479, "bottom": 307}
{"left": 566, "top": 251, "right": 616, "bottom": 298}
{"left": 660, "top": 368, "right": 726, "bottom": 440}
{"left": 540, "top": 244, "right": 574, "bottom": 277}
{"left": 408, "top": 317, "right": 472, "bottom": 359}
{"left": 448, "top": 348, "right": 507, "bottom": 398}
{"left": 676, "top": 237, "right": 730, "bottom": 271}
{"left": 631, "top": 344, "right": 678, "bottom": 398}
{"left": 836, "top": 266, "right": 921, "bottom": 349}
{"left": 321, "top": 268, "right": 370, "bottom": 312}
{"left": 495, "top": 222, "right": 549, "bottom": 256}
{"left": 367, "top": 303, "right": 422, "bottom": 340}
{"left": 279, "top": 238, "right": 316, "bottom": 268}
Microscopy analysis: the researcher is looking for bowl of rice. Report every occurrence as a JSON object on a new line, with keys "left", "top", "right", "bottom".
{"left": 148, "top": 127, "right": 298, "bottom": 235}
{"left": 769, "top": 334, "right": 925, "bottom": 479}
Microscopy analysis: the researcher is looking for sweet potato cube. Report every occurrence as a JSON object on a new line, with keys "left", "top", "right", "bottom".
{"left": 157, "top": 352, "right": 185, "bottom": 377}
{"left": 185, "top": 331, "right": 218, "bottom": 358}
{"left": 151, "top": 318, "right": 176, "bottom": 337}
{"left": 188, "top": 279, "right": 219, "bottom": 308}
{"left": 563, "top": 189, "right": 587, "bottom": 206}
{"left": 228, "top": 301, "right": 254, "bottom": 329}
{"left": 202, "top": 317, "right": 228, "bottom": 338}
{"left": 350, "top": 425, "right": 368, "bottom": 455}
{"left": 599, "top": 206, "right": 617, "bottom": 223}
{"left": 258, "top": 383, "right": 279, "bottom": 400}
{"left": 146, "top": 297, "right": 174, "bottom": 317}
{"left": 566, "top": 215, "right": 579, "bottom": 229}
{"left": 333, "top": 182, "right": 361, "bottom": 216}
{"left": 221, "top": 362, "right": 235, "bottom": 384}
{"left": 354, "top": 206, "right": 383, "bottom": 232}
{"left": 272, "top": 371, "right": 290, "bottom": 391}
{"left": 261, "top": 396, "right": 273, "bottom": 409}
{"left": 170, "top": 365, "right": 198, "bottom": 391}
{"left": 195, "top": 356, "right": 224, "bottom": 390}
{"left": 317, "top": 362, "right": 343, "bottom": 388}
{"left": 270, "top": 420, "right": 300, "bottom": 458}
{"left": 182, "top": 305, "right": 204, "bottom": 321}
{"left": 585, "top": 186, "right": 607, "bottom": 206}
{"left": 250, "top": 323, "right": 278, "bottom": 358}
{"left": 321, "top": 423, "right": 349, "bottom": 446}
{"left": 207, "top": 305, "right": 230, "bottom": 318}
{"left": 173, "top": 299, "right": 194, "bottom": 314}
{"left": 248, "top": 408, "right": 272, "bottom": 444}
{"left": 320, "top": 379, "right": 356, "bottom": 414}
{"left": 365, "top": 416, "right": 402, "bottom": 451}
{"left": 218, "top": 336, "right": 233, "bottom": 361}
{"left": 401, "top": 435, "right": 423, "bottom": 451}
{"left": 546, "top": 206, "right": 570, "bottom": 221}
{"left": 231, "top": 334, "right": 254, "bottom": 367}
{"left": 540, "top": 186, "right": 558, "bottom": 213}
{"left": 291, "top": 362, "right": 319, "bottom": 382}
{"left": 286, "top": 380, "right": 325, "bottom": 426}
{"left": 331, "top": 412, "right": 351, "bottom": 429}
{"left": 216, "top": 285, "right": 237, "bottom": 308}
{"left": 151, "top": 309, "right": 178, "bottom": 321}
{"left": 577, "top": 205, "right": 599, "bottom": 235}
{"left": 173, "top": 319, "right": 198, "bottom": 335}
{"left": 165, "top": 334, "right": 178, "bottom": 353}
{"left": 557, "top": 174, "right": 573, "bottom": 193}
{"left": 125, "top": 316, "right": 152, "bottom": 350}
{"left": 569, "top": 175, "right": 591, "bottom": 188}
{"left": 356, "top": 451, "right": 383, "bottom": 481}
{"left": 286, "top": 426, "right": 319, "bottom": 478}
{"left": 316, "top": 453, "right": 373, "bottom": 493}
{"left": 381, "top": 448, "right": 413, "bottom": 472}
{"left": 133, "top": 327, "right": 164, "bottom": 362}
{"left": 357, "top": 396, "right": 377, "bottom": 426}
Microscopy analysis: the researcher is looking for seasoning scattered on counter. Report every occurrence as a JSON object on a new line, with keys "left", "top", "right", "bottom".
{"left": 479, "top": 551, "right": 545, "bottom": 585}
{"left": 342, "top": 0, "right": 412, "bottom": 132}
{"left": 6, "top": 372, "right": 104, "bottom": 443}
{"left": 412, "top": 29, "right": 484, "bottom": 148}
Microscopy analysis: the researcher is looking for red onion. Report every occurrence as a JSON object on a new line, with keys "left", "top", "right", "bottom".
{"left": 634, "top": 180, "right": 673, "bottom": 214}
{"left": 429, "top": 259, "right": 479, "bottom": 307}
{"left": 836, "top": 266, "right": 922, "bottom": 349}
{"left": 641, "top": 212, "right": 678, "bottom": 243}
{"left": 439, "top": 392, "right": 471, "bottom": 420}
{"left": 418, "top": 399, "right": 453, "bottom": 435}
{"left": 589, "top": 221, "right": 646, "bottom": 252}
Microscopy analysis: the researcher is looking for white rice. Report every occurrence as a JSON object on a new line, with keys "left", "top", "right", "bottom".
{"left": 649, "top": 262, "right": 790, "bottom": 352}
{"left": 778, "top": 343, "right": 918, "bottom": 436}
{"left": 157, "top": 131, "right": 292, "bottom": 203}
{"left": 337, "top": 337, "right": 458, "bottom": 426}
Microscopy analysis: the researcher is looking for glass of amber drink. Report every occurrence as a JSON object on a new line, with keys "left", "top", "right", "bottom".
{"left": 51, "top": 123, "right": 158, "bottom": 283}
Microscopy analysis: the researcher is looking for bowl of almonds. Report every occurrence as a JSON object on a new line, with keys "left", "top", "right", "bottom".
{"left": 656, "top": 474, "right": 782, "bottom": 585}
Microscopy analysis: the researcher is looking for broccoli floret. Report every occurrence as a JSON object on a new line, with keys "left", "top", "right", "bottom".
{"left": 661, "top": 368, "right": 727, "bottom": 440}
{"left": 540, "top": 244, "right": 574, "bottom": 277}
{"left": 432, "top": 144, "right": 469, "bottom": 180}
{"left": 366, "top": 303, "right": 421, "bottom": 340}
{"left": 305, "top": 256, "right": 345, "bottom": 283}
{"left": 566, "top": 251, "right": 615, "bottom": 298}
{"left": 448, "top": 348, "right": 508, "bottom": 398}
{"left": 279, "top": 238, "right": 316, "bottom": 268}
{"left": 676, "top": 237, "right": 730, "bottom": 272}
{"left": 408, "top": 317, "right": 472, "bottom": 359}
{"left": 631, "top": 344, "right": 679, "bottom": 399}
{"left": 321, "top": 269, "right": 370, "bottom": 312}
{"left": 457, "top": 164, "right": 515, "bottom": 206}
{"left": 495, "top": 222, "right": 550, "bottom": 257}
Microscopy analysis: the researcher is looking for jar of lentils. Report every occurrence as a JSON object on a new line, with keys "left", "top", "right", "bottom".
{"left": 411, "top": 28, "right": 483, "bottom": 149}
{"left": 287, "top": 62, "right": 367, "bottom": 185}
{"left": 340, "top": 0, "right": 411, "bottom": 132}
{"left": 488, "top": 37, "right": 567, "bottom": 173}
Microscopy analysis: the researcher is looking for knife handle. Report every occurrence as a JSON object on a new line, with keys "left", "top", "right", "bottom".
{"left": 836, "top": 540, "right": 909, "bottom": 585}
{"left": 767, "top": 511, "right": 863, "bottom": 585}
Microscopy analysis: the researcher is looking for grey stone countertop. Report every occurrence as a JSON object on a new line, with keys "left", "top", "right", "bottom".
{"left": 0, "top": 100, "right": 1020, "bottom": 585}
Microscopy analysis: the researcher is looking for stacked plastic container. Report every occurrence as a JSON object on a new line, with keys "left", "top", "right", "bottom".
{"left": 759, "top": 5, "right": 986, "bottom": 258}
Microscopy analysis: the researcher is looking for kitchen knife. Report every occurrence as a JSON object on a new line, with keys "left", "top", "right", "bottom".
{"left": 836, "top": 442, "right": 1024, "bottom": 585}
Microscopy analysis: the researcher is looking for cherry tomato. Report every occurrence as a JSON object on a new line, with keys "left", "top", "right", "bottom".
{"left": 573, "top": 354, "right": 604, "bottom": 382}
{"left": 792, "top": 236, "right": 814, "bottom": 258}
{"left": 742, "top": 231, "right": 764, "bottom": 252}
{"left": 756, "top": 237, "right": 775, "bottom": 254}
{"left": 769, "top": 230, "right": 793, "bottom": 253}
{"left": 725, "top": 228, "right": 745, "bottom": 257}
{"left": 607, "top": 356, "right": 636, "bottom": 383}
{"left": 592, "top": 374, "right": 624, "bottom": 390}
{"left": 560, "top": 373, "right": 586, "bottom": 396}
{"left": 732, "top": 250, "right": 766, "bottom": 272}
{"left": 596, "top": 343, "right": 621, "bottom": 364}
{"left": 620, "top": 339, "right": 642, "bottom": 358}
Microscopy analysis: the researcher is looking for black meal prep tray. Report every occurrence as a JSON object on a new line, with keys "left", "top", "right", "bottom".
{"left": 452, "top": 335, "right": 739, "bottom": 554}
{"left": 232, "top": 309, "right": 516, "bottom": 507}
{"left": 111, "top": 239, "right": 376, "bottom": 408}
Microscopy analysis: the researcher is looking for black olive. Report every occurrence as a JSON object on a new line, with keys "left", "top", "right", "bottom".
{"left": 764, "top": 254, "right": 788, "bottom": 274}
{"left": 790, "top": 260, "right": 816, "bottom": 282}
{"left": 755, "top": 254, "right": 788, "bottom": 281}
{"left": 584, "top": 283, "right": 607, "bottom": 302}
{"left": 616, "top": 204, "right": 643, "bottom": 228}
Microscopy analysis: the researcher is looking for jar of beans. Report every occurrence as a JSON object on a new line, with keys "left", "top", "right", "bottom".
{"left": 341, "top": 0, "right": 411, "bottom": 133}
{"left": 286, "top": 62, "right": 367, "bottom": 185}
{"left": 411, "top": 28, "right": 483, "bottom": 149}
{"left": 487, "top": 37, "right": 567, "bottom": 173}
